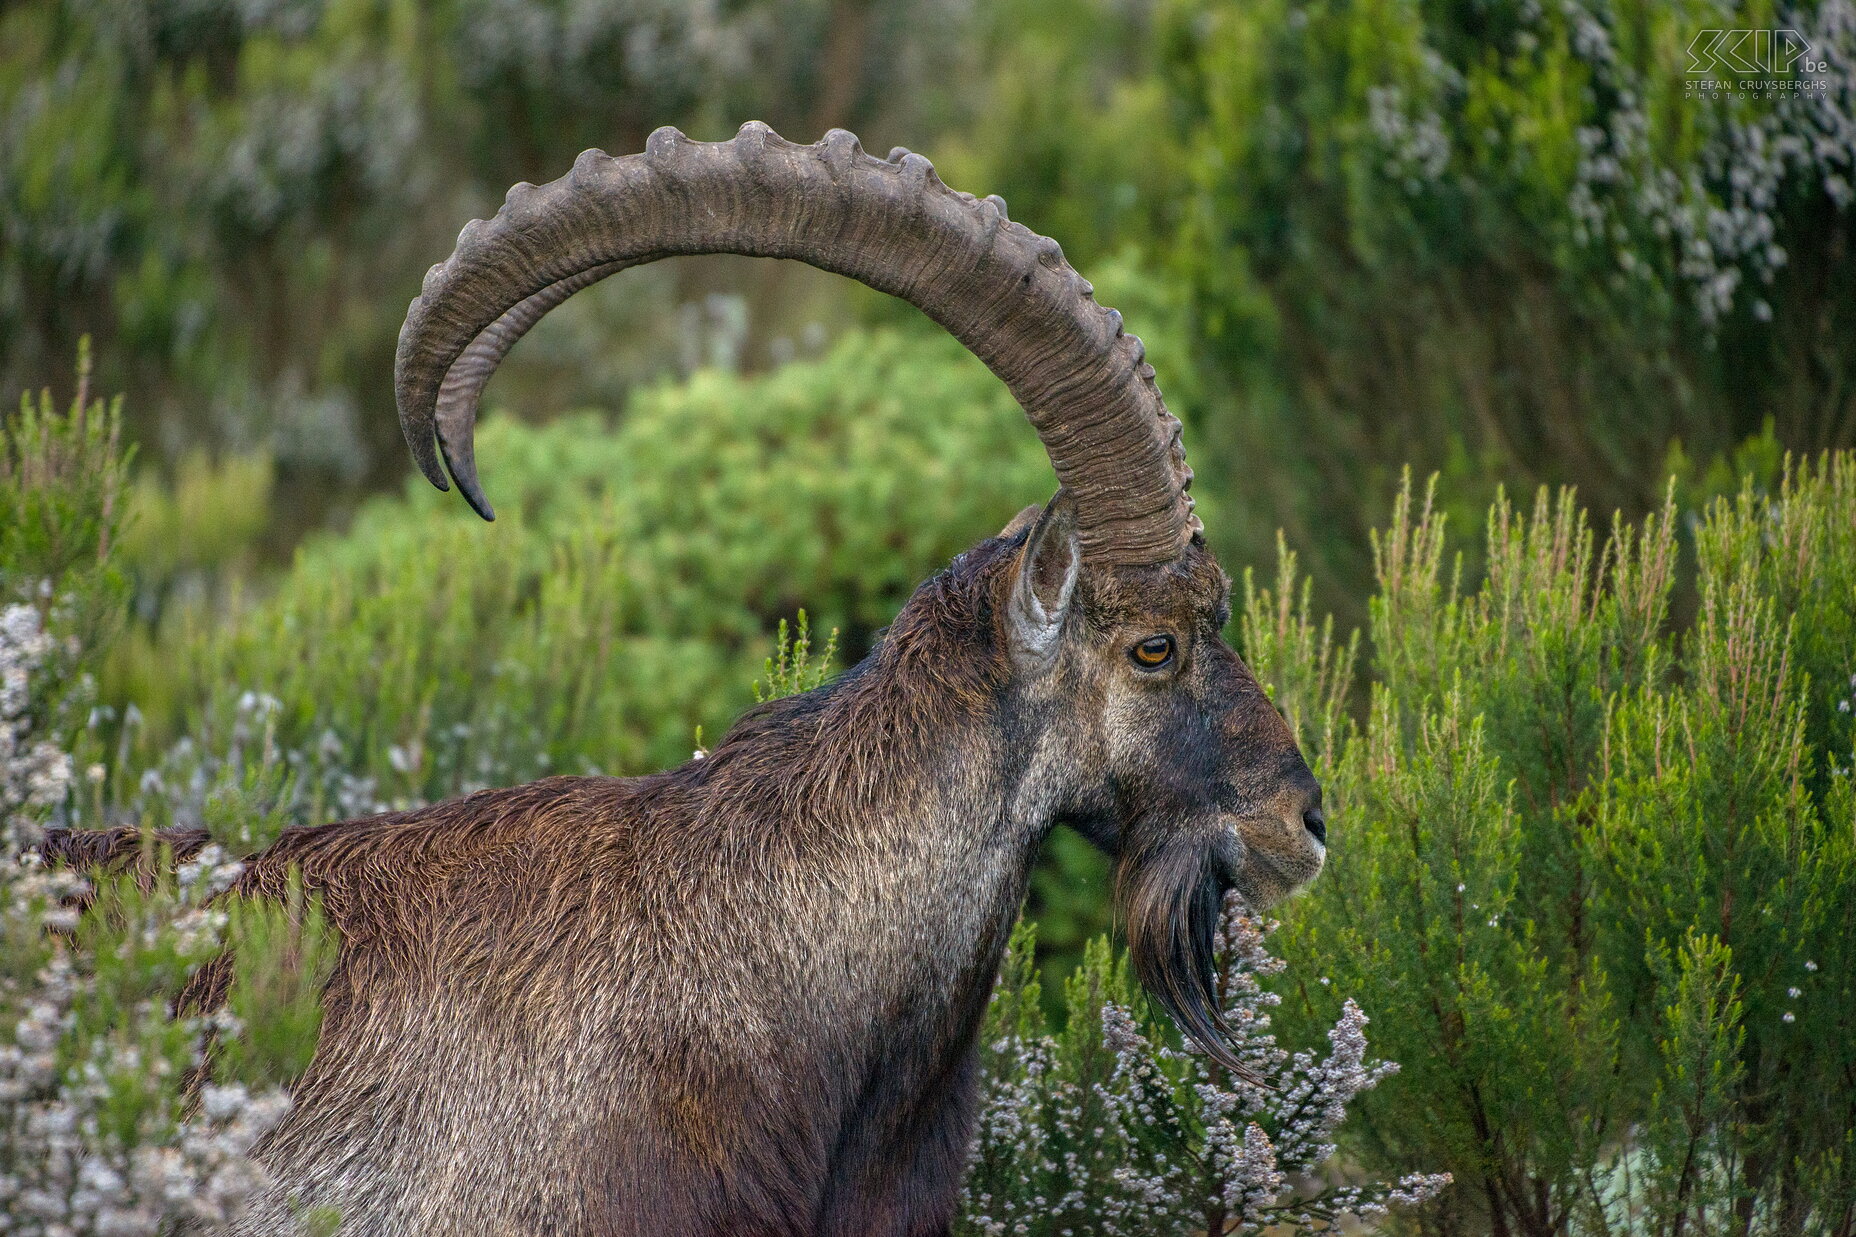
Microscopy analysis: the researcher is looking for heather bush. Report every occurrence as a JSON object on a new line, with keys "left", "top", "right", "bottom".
{"left": 1253, "top": 458, "right": 1856, "bottom": 1235}
{"left": 957, "top": 911, "right": 1451, "bottom": 1236}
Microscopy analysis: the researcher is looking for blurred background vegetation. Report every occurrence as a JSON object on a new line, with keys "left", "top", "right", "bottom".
{"left": 4, "top": 2, "right": 1856, "bottom": 1230}
{"left": 6, "top": 0, "right": 1853, "bottom": 598}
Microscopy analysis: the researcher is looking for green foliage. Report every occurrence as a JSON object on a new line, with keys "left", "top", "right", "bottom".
{"left": 215, "top": 873, "right": 339, "bottom": 1091}
{"left": 1, "top": 342, "right": 125, "bottom": 593}
{"left": 1637, "top": 931, "right": 1748, "bottom": 1229}
{"left": 957, "top": 0, "right": 1856, "bottom": 623}
{"left": 752, "top": 611, "right": 838, "bottom": 703}
{"left": 118, "top": 449, "right": 274, "bottom": 593}
{"left": 0, "top": 340, "right": 131, "bottom": 712}
{"left": 113, "top": 327, "right": 1048, "bottom": 818}
{"left": 1264, "top": 457, "right": 1856, "bottom": 1235}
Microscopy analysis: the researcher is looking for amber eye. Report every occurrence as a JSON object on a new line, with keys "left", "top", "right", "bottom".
{"left": 1131, "top": 635, "right": 1175, "bottom": 669}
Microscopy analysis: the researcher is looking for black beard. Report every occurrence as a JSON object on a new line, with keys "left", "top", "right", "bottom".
{"left": 1115, "top": 820, "right": 1263, "bottom": 1087}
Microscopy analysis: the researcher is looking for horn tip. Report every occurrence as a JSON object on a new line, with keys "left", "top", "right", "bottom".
{"left": 412, "top": 443, "right": 450, "bottom": 494}
{"left": 436, "top": 421, "right": 493, "bottom": 520}
{"left": 449, "top": 455, "right": 495, "bottom": 522}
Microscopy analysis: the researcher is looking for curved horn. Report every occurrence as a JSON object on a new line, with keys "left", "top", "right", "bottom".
{"left": 433, "top": 261, "right": 636, "bottom": 519}
{"left": 398, "top": 122, "right": 1197, "bottom": 563}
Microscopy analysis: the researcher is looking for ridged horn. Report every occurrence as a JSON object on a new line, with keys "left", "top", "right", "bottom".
{"left": 432, "top": 260, "right": 636, "bottom": 519}
{"left": 398, "top": 122, "right": 1198, "bottom": 563}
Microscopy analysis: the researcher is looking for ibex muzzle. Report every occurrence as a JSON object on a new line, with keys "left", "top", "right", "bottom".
{"left": 67, "top": 123, "right": 1326, "bottom": 1236}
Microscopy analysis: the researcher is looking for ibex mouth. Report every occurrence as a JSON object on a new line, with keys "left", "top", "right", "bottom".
{"left": 1228, "top": 813, "right": 1326, "bottom": 909}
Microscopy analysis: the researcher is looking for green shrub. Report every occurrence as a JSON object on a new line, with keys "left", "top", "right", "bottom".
{"left": 118, "top": 326, "right": 1050, "bottom": 825}
{"left": 1254, "top": 457, "right": 1856, "bottom": 1234}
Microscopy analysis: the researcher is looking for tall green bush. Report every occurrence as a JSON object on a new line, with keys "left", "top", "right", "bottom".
{"left": 1253, "top": 458, "right": 1856, "bottom": 1235}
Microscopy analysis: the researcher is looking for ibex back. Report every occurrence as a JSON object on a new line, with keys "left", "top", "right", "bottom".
{"left": 51, "top": 123, "right": 1327, "bottom": 1237}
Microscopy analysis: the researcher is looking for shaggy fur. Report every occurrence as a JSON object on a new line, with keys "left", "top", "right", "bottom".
{"left": 43, "top": 506, "right": 1323, "bottom": 1237}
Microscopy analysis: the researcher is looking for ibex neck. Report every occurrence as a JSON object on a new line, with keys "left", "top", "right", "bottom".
{"left": 691, "top": 618, "right": 1052, "bottom": 1041}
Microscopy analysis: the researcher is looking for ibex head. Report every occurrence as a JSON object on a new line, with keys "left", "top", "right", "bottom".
{"left": 394, "top": 122, "right": 1324, "bottom": 1078}
{"left": 990, "top": 495, "right": 1324, "bottom": 1062}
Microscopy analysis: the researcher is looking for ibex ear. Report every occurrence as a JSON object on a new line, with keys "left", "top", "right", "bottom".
{"left": 1008, "top": 491, "right": 1080, "bottom": 669}
{"left": 998, "top": 504, "right": 1044, "bottom": 540}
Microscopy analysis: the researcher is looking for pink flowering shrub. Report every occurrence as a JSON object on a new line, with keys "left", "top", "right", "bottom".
{"left": 958, "top": 904, "right": 1450, "bottom": 1235}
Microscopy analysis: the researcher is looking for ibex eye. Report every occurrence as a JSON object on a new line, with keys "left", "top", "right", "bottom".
{"left": 1131, "top": 635, "right": 1175, "bottom": 669}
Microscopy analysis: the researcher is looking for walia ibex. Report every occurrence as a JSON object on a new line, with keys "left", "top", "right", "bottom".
{"left": 54, "top": 123, "right": 1328, "bottom": 1236}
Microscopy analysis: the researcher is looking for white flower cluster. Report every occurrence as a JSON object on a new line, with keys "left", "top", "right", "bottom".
{"left": 1, "top": 606, "right": 72, "bottom": 852}
{"left": 1561, "top": 0, "right": 1856, "bottom": 327}
{"left": 959, "top": 897, "right": 1451, "bottom": 1235}
{"left": 960, "top": 1033, "right": 1055, "bottom": 1237}
{"left": 1, "top": 602, "right": 292, "bottom": 1235}
{"left": 1358, "top": 0, "right": 1856, "bottom": 329}
{"left": 1367, "top": 82, "right": 1453, "bottom": 195}
{"left": 0, "top": 1001, "right": 290, "bottom": 1235}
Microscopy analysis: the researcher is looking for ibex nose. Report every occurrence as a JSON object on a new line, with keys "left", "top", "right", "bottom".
{"left": 1293, "top": 775, "right": 1326, "bottom": 846}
